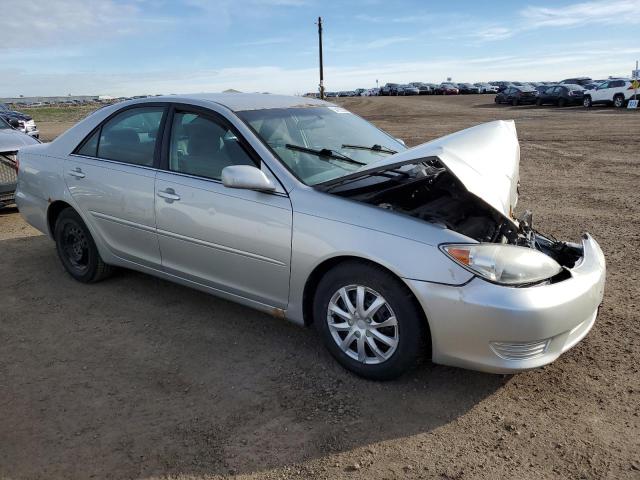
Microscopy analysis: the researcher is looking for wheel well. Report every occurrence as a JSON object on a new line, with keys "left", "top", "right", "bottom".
{"left": 47, "top": 200, "right": 73, "bottom": 235}
{"left": 302, "top": 256, "right": 431, "bottom": 339}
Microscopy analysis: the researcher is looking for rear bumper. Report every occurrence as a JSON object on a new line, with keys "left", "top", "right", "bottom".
{"left": 407, "top": 234, "right": 606, "bottom": 373}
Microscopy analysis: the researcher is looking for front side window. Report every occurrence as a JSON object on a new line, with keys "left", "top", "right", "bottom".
{"left": 169, "top": 112, "right": 256, "bottom": 180}
{"left": 239, "top": 106, "right": 406, "bottom": 186}
{"left": 96, "top": 107, "right": 164, "bottom": 166}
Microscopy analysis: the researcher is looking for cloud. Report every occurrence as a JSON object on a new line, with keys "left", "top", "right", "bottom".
{"left": 3, "top": 45, "right": 639, "bottom": 97}
{"left": 0, "top": 0, "right": 145, "bottom": 49}
{"left": 521, "top": 0, "right": 640, "bottom": 27}
{"left": 237, "top": 37, "right": 290, "bottom": 47}
{"left": 472, "top": 27, "right": 514, "bottom": 42}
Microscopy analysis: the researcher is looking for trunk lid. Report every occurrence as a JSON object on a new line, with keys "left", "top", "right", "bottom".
{"left": 358, "top": 120, "right": 520, "bottom": 223}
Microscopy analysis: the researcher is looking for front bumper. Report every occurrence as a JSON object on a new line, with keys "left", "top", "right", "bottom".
{"left": 407, "top": 234, "right": 606, "bottom": 373}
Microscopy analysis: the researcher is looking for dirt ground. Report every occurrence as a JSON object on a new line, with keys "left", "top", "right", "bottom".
{"left": 1, "top": 95, "right": 639, "bottom": 479}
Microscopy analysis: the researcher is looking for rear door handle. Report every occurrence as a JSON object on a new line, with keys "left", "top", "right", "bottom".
{"left": 68, "top": 167, "right": 85, "bottom": 179}
{"left": 157, "top": 188, "right": 180, "bottom": 202}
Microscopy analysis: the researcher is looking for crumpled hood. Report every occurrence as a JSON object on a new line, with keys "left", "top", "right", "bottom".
{"left": 360, "top": 120, "right": 520, "bottom": 222}
{"left": 0, "top": 128, "right": 40, "bottom": 151}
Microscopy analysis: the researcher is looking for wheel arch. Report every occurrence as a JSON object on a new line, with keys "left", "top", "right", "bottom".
{"left": 47, "top": 200, "right": 74, "bottom": 236}
{"left": 301, "top": 255, "right": 432, "bottom": 345}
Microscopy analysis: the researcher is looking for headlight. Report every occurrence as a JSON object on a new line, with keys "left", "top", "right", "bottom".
{"left": 441, "top": 243, "right": 562, "bottom": 285}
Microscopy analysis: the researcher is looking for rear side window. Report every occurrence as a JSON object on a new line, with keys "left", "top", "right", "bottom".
{"left": 76, "top": 129, "right": 99, "bottom": 157}
{"left": 98, "top": 107, "right": 164, "bottom": 166}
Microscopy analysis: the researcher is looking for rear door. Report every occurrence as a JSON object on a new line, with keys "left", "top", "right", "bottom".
{"left": 66, "top": 105, "right": 166, "bottom": 268}
{"left": 154, "top": 106, "right": 292, "bottom": 308}
{"left": 592, "top": 82, "right": 609, "bottom": 103}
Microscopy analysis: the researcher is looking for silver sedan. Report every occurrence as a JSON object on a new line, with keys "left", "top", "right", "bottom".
{"left": 16, "top": 94, "right": 605, "bottom": 380}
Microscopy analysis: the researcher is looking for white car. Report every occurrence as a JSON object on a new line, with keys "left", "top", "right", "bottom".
{"left": 583, "top": 78, "right": 637, "bottom": 108}
{"left": 474, "top": 83, "right": 499, "bottom": 94}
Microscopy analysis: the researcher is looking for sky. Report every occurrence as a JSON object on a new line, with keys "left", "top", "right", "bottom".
{"left": 1, "top": 0, "right": 639, "bottom": 97}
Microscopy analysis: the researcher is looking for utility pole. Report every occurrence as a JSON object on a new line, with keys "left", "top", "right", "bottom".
{"left": 317, "top": 16, "right": 325, "bottom": 100}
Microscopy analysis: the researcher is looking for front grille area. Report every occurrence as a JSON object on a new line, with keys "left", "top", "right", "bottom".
{"left": 489, "top": 339, "right": 550, "bottom": 360}
{"left": 0, "top": 152, "right": 18, "bottom": 186}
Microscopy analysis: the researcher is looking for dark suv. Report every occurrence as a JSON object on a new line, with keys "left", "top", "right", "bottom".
{"left": 495, "top": 86, "right": 538, "bottom": 106}
{"left": 536, "top": 84, "right": 585, "bottom": 106}
{"left": 380, "top": 83, "right": 400, "bottom": 96}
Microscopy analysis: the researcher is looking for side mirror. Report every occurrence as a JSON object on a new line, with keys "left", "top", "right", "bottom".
{"left": 8, "top": 118, "right": 20, "bottom": 129}
{"left": 396, "top": 138, "right": 406, "bottom": 147}
{"left": 221, "top": 165, "right": 276, "bottom": 192}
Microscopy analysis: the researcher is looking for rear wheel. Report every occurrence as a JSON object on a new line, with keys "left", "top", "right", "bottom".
{"left": 613, "top": 94, "right": 625, "bottom": 108}
{"left": 313, "top": 261, "right": 427, "bottom": 380}
{"left": 536, "top": 98, "right": 542, "bottom": 106}
{"left": 54, "top": 208, "right": 114, "bottom": 283}
{"left": 511, "top": 98, "right": 519, "bottom": 106}
{"left": 558, "top": 97, "right": 566, "bottom": 107}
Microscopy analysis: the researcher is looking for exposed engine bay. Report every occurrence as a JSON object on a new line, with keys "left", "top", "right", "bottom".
{"left": 330, "top": 159, "right": 583, "bottom": 269}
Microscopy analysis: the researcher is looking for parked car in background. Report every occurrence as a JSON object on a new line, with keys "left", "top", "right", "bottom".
{"left": 495, "top": 86, "right": 538, "bottom": 106}
{"left": 440, "top": 83, "right": 459, "bottom": 95}
{"left": 490, "top": 81, "right": 512, "bottom": 92}
{"left": 583, "top": 78, "right": 637, "bottom": 108}
{"left": 362, "top": 88, "right": 380, "bottom": 96}
{"left": 0, "top": 103, "right": 39, "bottom": 139}
{"left": 536, "top": 84, "right": 585, "bottom": 107}
{"left": 15, "top": 93, "right": 606, "bottom": 379}
{"left": 398, "top": 84, "right": 420, "bottom": 96}
{"left": 475, "top": 83, "right": 499, "bottom": 93}
{"left": 457, "top": 83, "right": 480, "bottom": 94}
{"left": 0, "top": 116, "right": 40, "bottom": 208}
{"left": 409, "top": 82, "right": 433, "bottom": 95}
{"left": 535, "top": 85, "right": 551, "bottom": 95}
{"left": 380, "top": 83, "right": 400, "bottom": 96}
{"left": 561, "top": 77, "right": 592, "bottom": 87}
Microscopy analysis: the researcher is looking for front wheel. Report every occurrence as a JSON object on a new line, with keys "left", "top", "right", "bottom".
{"left": 313, "top": 262, "right": 427, "bottom": 380}
{"left": 54, "top": 208, "right": 114, "bottom": 283}
{"left": 583, "top": 96, "right": 592, "bottom": 108}
{"left": 613, "top": 95, "right": 625, "bottom": 108}
{"left": 558, "top": 97, "right": 566, "bottom": 107}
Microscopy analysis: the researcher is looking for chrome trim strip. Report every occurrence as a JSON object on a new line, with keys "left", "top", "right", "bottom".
{"left": 89, "top": 211, "right": 156, "bottom": 233}
{"left": 156, "top": 228, "right": 287, "bottom": 266}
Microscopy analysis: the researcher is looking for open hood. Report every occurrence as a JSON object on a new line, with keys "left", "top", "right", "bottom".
{"left": 359, "top": 120, "right": 520, "bottom": 222}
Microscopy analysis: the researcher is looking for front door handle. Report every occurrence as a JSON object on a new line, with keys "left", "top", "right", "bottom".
{"left": 157, "top": 188, "right": 181, "bottom": 202}
{"left": 68, "top": 167, "right": 85, "bottom": 179}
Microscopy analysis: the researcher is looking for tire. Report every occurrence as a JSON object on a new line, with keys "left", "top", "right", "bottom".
{"left": 511, "top": 98, "right": 518, "bottom": 106}
{"left": 583, "top": 96, "right": 592, "bottom": 108}
{"left": 613, "top": 94, "right": 625, "bottom": 108}
{"left": 313, "top": 261, "right": 427, "bottom": 380}
{"left": 54, "top": 208, "right": 114, "bottom": 283}
{"left": 536, "top": 98, "right": 542, "bottom": 106}
{"left": 558, "top": 98, "right": 566, "bottom": 107}
{"left": 494, "top": 96, "right": 500, "bottom": 104}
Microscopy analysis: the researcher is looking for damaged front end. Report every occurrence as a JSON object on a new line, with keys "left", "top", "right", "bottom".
{"left": 316, "top": 120, "right": 584, "bottom": 277}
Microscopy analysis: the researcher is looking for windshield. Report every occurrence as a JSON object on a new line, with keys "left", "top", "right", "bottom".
{"left": 0, "top": 117, "right": 11, "bottom": 130}
{"left": 238, "top": 106, "right": 406, "bottom": 185}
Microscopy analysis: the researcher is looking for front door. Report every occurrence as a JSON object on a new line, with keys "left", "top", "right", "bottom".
{"left": 66, "top": 105, "right": 166, "bottom": 268}
{"left": 154, "top": 108, "right": 292, "bottom": 308}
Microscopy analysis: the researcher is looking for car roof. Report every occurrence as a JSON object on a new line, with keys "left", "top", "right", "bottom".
{"left": 132, "top": 92, "right": 332, "bottom": 112}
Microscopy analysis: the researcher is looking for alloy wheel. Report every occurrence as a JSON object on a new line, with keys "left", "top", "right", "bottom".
{"left": 326, "top": 285, "right": 399, "bottom": 364}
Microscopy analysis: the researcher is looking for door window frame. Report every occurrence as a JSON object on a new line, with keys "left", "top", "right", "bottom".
{"left": 158, "top": 103, "right": 285, "bottom": 194}
{"left": 71, "top": 103, "right": 169, "bottom": 170}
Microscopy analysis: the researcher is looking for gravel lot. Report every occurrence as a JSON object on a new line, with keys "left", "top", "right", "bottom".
{"left": 1, "top": 95, "right": 639, "bottom": 479}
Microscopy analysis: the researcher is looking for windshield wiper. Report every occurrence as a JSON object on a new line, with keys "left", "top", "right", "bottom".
{"left": 341, "top": 144, "right": 397, "bottom": 155}
{"left": 285, "top": 144, "right": 366, "bottom": 166}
